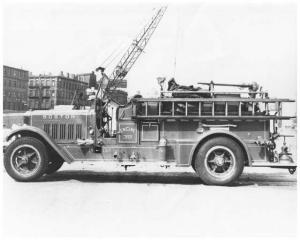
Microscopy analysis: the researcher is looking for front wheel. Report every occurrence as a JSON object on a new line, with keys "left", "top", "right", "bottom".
{"left": 194, "top": 137, "right": 245, "bottom": 185}
{"left": 4, "top": 137, "right": 49, "bottom": 181}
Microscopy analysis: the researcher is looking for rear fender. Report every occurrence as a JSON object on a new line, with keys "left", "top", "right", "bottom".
{"left": 5, "top": 126, "right": 73, "bottom": 163}
{"left": 189, "top": 130, "right": 252, "bottom": 167}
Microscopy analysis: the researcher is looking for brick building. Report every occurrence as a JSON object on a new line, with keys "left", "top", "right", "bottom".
{"left": 76, "top": 72, "right": 97, "bottom": 88}
{"left": 28, "top": 72, "right": 88, "bottom": 110}
{"left": 108, "top": 90, "right": 128, "bottom": 105}
{"left": 3, "top": 65, "right": 29, "bottom": 112}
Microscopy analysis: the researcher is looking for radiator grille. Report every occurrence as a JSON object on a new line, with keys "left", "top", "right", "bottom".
{"left": 75, "top": 124, "right": 82, "bottom": 139}
{"left": 44, "top": 124, "right": 50, "bottom": 135}
{"left": 43, "top": 123, "right": 82, "bottom": 140}
{"left": 51, "top": 124, "right": 58, "bottom": 139}
{"left": 68, "top": 124, "right": 74, "bottom": 140}
{"left": 59, "top": 124, "right": 66, "bottom": 139}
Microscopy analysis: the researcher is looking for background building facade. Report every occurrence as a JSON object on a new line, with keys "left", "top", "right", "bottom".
{"left": 3, "top": 65, "right": 29, "bottom": 112}
{"left": 108, "top": 90, "right": 128, "bottom": 105}
{"left": 3, "top": 65, "right": 127, "bottom": 111}
{"left": 76, "top": 72, "right": 97, "bottom": 88}
{"left": 28, "top": 72, "right": 88, "bottom": 110}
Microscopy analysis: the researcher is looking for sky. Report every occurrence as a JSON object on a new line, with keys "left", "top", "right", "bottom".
{"left": 2, "top": 0, "right": 297, "bottom": 107}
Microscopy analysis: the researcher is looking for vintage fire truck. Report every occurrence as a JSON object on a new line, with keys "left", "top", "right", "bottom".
{"left": 2, "top": 6, "right": 297, "bottom": 185}
{"left": 3, "top": 79, "right": 296, "bottom": 185}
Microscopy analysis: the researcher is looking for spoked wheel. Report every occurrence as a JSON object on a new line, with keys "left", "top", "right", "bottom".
{"left": 205, "top": 146, "right": 235, "bottom": 177}
{"left": 194, "top": 137, "right": 245, "bottom": 185}
{"left": 4, "top": 137, "right": 49, "bottom": 181}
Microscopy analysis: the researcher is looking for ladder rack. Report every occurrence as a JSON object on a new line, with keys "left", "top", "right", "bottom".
{"left": 132, "top": 98, "right": 295, "bottom": 120}
{"left": 161, "top": 90, "right": 268, "bottom": 95}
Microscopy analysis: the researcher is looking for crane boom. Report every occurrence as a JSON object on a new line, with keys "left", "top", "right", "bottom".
{"left": 110, "top": 6, "right": 167, "bottom": 84}
{"left": 96, "top": 6, "right": 167, "bottom": 92}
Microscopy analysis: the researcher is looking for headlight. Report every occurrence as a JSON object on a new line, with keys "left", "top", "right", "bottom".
{"left": 89, "top": 128, "right": 95, "bottom": 136}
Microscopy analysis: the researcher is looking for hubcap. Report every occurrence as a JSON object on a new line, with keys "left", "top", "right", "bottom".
{"left": 215, "top": 155, "right": 225, "bottom": 166}
{"left": 204, "top": 146, "right": 235, "bottom": 178}
{"left": 10, "top": 145, "right": 41, "bottom": 176}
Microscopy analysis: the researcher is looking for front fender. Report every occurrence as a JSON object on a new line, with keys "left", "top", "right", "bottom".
{"left": 6, "top": 126, "right": 73, "bottom": 163}
{"left": 188, "top": 130, "right": 252, "bottom": 166}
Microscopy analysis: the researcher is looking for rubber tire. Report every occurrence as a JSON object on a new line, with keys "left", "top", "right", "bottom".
{"left": 46, "top": 159, "right": 64, "bottom": 175}
{"left": 194, "top": 137, "right": 244, "bottom": 186}
{"left": 4, "top": 137, "right": 49, "bottom": 182}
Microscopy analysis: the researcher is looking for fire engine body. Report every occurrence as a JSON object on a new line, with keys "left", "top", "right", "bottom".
{"left": 3, "top": 6, "right": 297, "bottom": 185}
{"left": 4, "top": 82, "right": 296, "bottom": 185}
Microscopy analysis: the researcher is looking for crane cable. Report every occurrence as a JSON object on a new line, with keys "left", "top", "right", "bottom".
{"left": 99, "top": 40, "right": 125, "bottom": 69}
{"left": 173, "top": 8, "right": 181, "bottom": 78}
{"left": 99, "top": 7, "right": 156, "bottom": 71}
{"left": 104, "top": 41, "right": 129, "bottom": 69}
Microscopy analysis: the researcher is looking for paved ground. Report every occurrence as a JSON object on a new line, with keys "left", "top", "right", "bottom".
{"left": 2, "top": 163, "right": 297, "bottom": 239}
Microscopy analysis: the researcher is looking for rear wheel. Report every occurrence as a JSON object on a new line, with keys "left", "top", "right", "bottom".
{"left": 4, "top": 137, "right": 49, "bottom": 181}
{"left": 194, "top": 137, "right": 244, "bottom": 185}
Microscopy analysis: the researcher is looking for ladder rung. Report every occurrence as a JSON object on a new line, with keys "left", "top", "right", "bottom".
{"left": 145, "top": 102, "right": 148, "bottom": 116}
{"left": 199, "top": 102, "right": 202, "bottom": 116}
{"left": 172, "top": 102, "right": 174, "bottom": 116}
{"left": 158, "top": 102, "right": 161, "bottom": 116}
{"left": 185, "top": 102, "right": 188, "bottom": 116}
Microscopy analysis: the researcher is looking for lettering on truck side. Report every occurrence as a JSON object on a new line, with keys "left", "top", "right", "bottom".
{"left": 42, "top": 115, "right": 76, "bottom": 120}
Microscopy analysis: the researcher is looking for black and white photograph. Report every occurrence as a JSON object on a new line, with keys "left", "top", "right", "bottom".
{"left": 0, "top": 0, "right": 298, "bottom": 239}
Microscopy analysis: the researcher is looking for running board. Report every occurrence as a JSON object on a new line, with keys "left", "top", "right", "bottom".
{"left": 251, "top": 161, "right": 297, "bottom": 168}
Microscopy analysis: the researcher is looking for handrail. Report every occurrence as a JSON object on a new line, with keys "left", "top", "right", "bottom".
{"left": 134, "top": 115, "right": 296, "bottom": 120}
{"left": 134, "top": 98, "right": 295, "bottom": 103}
{"left": 202, "top": 124, "right": 237, "bottom": 128}
{"left": 160, "top": 90, "right": 268, "bottom": 94}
